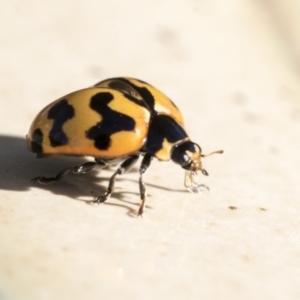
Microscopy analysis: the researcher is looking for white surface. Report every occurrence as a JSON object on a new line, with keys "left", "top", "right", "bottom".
{"left": 0, "top": 1, "right": 300, "bottom": 299}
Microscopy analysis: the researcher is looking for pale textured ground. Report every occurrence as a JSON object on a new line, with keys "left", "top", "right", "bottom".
{"left": 1, "top": 1, "right": 300, "bottom": 299}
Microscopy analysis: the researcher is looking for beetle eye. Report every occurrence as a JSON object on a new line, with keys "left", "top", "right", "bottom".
{"left": 171, "top": 142, "right": 192, "bottom": 167}
{"left": 179, "top": 152, "right": 190, "bottom": 166}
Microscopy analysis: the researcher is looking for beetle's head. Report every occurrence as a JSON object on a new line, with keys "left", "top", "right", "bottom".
{"left": 171, "top": 141, "right": 223, "bottom": 192}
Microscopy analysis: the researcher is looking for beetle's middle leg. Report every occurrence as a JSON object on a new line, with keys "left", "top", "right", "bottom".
{"left": 94, "top": 154, "right": 139, "bottom": 204}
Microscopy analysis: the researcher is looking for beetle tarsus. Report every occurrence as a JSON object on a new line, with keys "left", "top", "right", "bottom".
{"left": 31, "top": 167, "right": 73, "bottom": 184}
{"left": 94, "top": 193, "right": 110, "bottom": 204}
{"left": 31, "top": 161, "right": 105, "bottom": 185}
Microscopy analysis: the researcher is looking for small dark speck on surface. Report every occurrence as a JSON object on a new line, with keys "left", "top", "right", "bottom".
{"left": 259, "top": 207, "right": 267, "bottom": 211}
{"left": 228, "top": 206, "right": 237, "bottom": 210}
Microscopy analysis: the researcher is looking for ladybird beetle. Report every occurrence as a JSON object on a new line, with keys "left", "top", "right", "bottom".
{"left": 27, "top": 77, "right": 223, "bottom": 216}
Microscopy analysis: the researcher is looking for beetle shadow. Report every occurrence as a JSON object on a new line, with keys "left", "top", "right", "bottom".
{"left": 0, "top": 135, "right": 91, "bottom": 192}
{"left": 0, "top": 135, "right": 186, "bottom": 216}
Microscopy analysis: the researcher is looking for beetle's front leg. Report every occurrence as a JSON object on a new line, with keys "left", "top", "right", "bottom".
{"left": 137, "top": 153, "right": 152, "bottom": 216}
{"left": 94, "top": 155, "right": 139, "bottom": 204}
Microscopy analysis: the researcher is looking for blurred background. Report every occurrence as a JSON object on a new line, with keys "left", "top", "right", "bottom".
{"left": 1, "top": 1, "right": 300, "bottom": 299}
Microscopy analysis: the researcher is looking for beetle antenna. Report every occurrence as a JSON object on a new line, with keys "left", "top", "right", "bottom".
{"left": 201, "top": 150, "right": 223, "bottom": 158}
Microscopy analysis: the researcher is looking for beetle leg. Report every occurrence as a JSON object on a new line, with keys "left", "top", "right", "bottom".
{"left": 94, "top": 154, "right": 139, "bottom": 204}
{"left": 31, "top": 161, "right": 106, "bottom": 184}
{"left": 137, "top": 153, "right": 152, "bottom": 216}
{"left": 73, "top": 161, "right": 106, "bottom": 174}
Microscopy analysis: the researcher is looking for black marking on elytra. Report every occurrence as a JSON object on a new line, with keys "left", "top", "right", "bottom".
{"left": 133, "top": 78, "right": 148, "bottom": 84}
{"left": 86, "top": 92, "right": 136, "bottom": 150}
{"left": 115, "top": 78, "right": 156, "bottom": 115}
{"left": 121, "top": 78, "right": 180, "bottom": 112}
{"left": 95, "top": 78, "right": 149, "bottom": 110}
{"left": 122, "top": 93, "right": 148, "bottom": 109}
{"left": 144, "top": 115, "right": 188, "bottom": 156}
{"left": 31, "top": 128, "right": 43, "bottom": 153}
{"left": 47, "top": 99, "right": 75, "bottom": 147}
{"left": 107, "top": 80, "right": 140, "bottom": 98}
{"left": 134, "top": 78, "right": 180, "bottom": 110}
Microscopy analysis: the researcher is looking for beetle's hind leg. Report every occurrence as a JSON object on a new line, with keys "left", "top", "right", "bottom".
{"left": 94, "top": 155, "right": 139, "bottom": 204}
{"left": 31, "top": 161, "right": 106, "bottom": 184}
{"left": 137, "top": 154, "right": 152, "bottom": 216}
